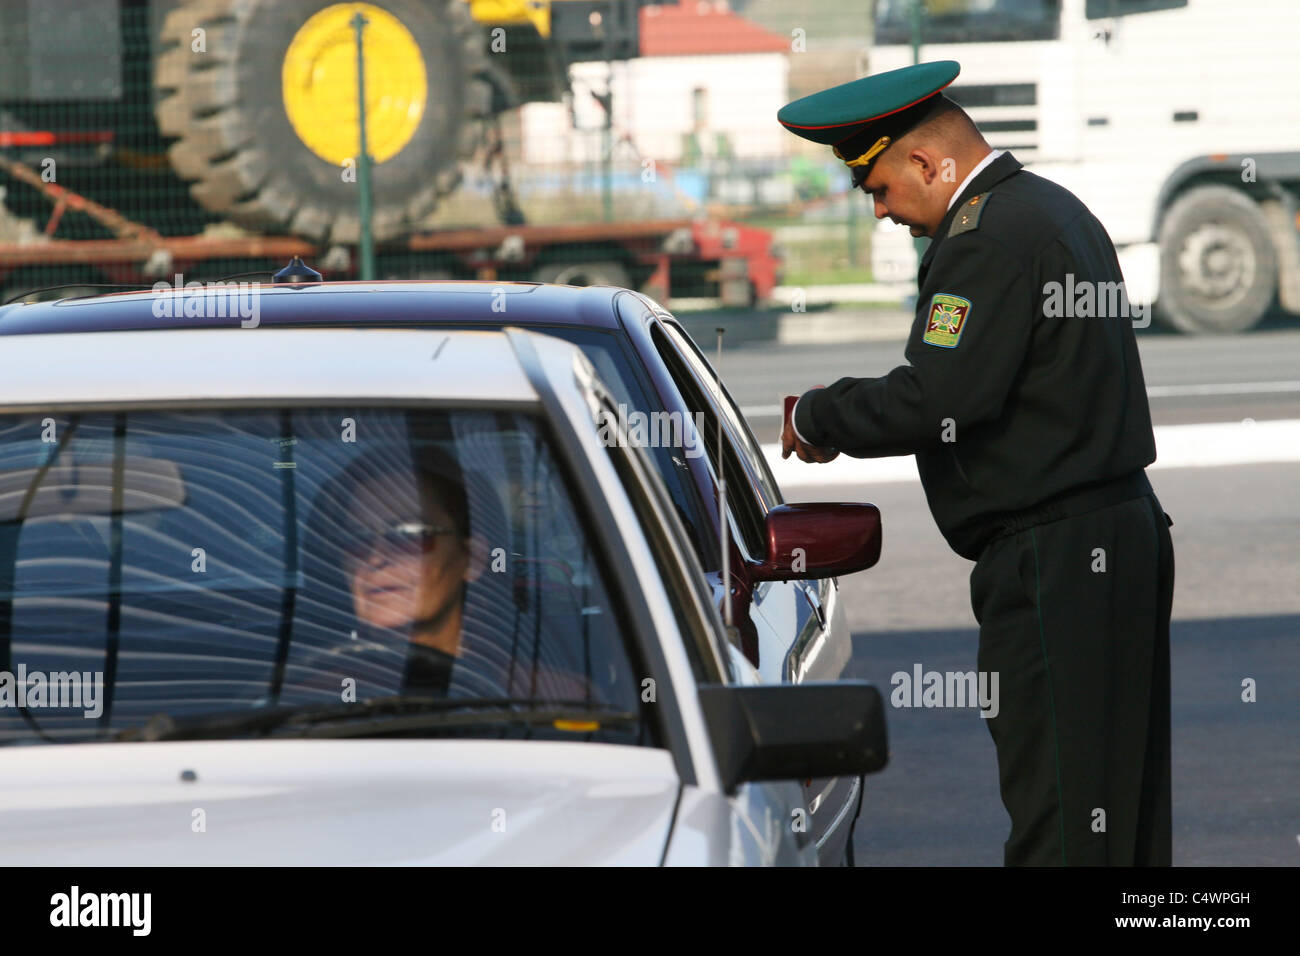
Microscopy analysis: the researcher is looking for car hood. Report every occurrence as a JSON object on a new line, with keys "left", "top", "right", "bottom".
{"left": 0, "top": 739, "right": 681, "bottom": 865}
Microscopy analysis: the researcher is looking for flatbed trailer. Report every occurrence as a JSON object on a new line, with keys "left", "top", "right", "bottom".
{"left": 0, "top": 205, "right": 780, "bottom": 309}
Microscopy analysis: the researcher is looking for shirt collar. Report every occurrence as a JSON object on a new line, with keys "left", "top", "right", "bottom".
{"left": 946, "top": 149, "right": 1003, "bottom": 213}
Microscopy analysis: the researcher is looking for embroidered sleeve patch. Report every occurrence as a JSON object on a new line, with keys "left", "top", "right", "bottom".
{"left": 922, "top": 293, "right": 972, "bottom": 348}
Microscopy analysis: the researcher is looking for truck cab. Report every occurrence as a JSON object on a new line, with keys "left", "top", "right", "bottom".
{"left": 870, "top": 0, "right": 1300, "bottom": 333}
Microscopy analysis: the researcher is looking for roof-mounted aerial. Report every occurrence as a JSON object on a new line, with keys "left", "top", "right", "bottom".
{"left": 272, "top": 256, "right": 322, "bottom": 285}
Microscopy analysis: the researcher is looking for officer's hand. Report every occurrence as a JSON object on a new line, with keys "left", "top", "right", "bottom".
{"left": 780, "top": 413, "right": 799, "bottom": 460}
{"left": 781, "top": 390, "right": 839, "bottom": 463}
{"left": 781, "top": 418, "right": 839, "bottom": 463}
{"left": 795, "top": 438, "right": 840, "bottom": 463}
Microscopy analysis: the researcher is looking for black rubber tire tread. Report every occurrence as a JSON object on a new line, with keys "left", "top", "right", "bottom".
{"left": 153, "top": 0, "right": 494, "bottom": 243}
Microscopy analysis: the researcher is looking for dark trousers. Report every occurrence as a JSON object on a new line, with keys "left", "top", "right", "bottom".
{"left": 970, "top": 488, "right": 1174, "bottom": 866}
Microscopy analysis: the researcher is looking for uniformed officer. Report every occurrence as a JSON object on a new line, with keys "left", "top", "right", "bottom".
{"left": 777, "top": 61, "right": 1175, "bottom": 866}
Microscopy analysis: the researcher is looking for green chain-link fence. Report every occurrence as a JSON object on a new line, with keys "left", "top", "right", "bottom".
{"left": 1, "top": 0, "right": 876, "bottom": 303}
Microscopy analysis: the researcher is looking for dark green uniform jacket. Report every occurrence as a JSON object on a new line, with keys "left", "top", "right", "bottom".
{"left": 794, "top": 152, "right": 1157, "bottom": 560}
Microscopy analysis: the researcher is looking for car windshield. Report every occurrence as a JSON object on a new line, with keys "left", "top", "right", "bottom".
{"left": 0, "top": 407, "right": 650, "bottom": 746}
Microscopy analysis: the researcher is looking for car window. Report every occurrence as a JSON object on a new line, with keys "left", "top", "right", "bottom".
{"left": 520, "top": 326, "right": 716, "bottom": 571}
{"left": 648, "top": 324, "right": 767, "bottom": 561}
{"left": 661, "top": 321, "right": 785, "bottom": 508}
{"left": 0, "top": 407, "right": 654, "bottom": 747}
{"left": 597, "top": 395, "right": 732, "bottom": 685}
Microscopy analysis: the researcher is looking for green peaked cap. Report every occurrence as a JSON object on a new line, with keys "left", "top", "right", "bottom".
{"left": 778, "top": 60, "right": 961, "bottom": 182}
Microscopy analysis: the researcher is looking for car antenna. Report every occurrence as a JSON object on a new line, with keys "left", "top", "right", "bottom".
{"left": 714, "top": 327, "right": 738, "bottom": 644}
{"left": 2, "top": 283, "right": 153, "bottom": 306}
{"left": 272, "top": 256, "right": 322, "bottom": 284}
{"left": 214, "top": 269, "right": 276, "bottom": 283}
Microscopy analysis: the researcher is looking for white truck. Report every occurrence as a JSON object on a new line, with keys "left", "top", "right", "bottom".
{"left": 868, "top": 0, "right": 1300, "bottom": 333}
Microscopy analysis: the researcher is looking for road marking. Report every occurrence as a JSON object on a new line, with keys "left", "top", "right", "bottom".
{"left": 764, "top": 418, "right": 1300, "bottom": 487}
{"left": 742, "top": 381, "right": 1300, "bottom": 419}
{"left": 1147, "top": 380, "right": 1300, "bottom": 397}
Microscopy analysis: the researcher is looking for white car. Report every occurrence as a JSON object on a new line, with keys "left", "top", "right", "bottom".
{"left": 0, "top": 326, "right": 886, "bottom": 865}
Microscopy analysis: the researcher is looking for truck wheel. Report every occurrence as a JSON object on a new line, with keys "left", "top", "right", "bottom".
{"left": 1156, "top": 185, "right": 1277, "bottom": 333}
{"left": 154, "top": 0, "right": 493, "bottom": 243}
{"left": 532, "top": 261, "right": 631, "bottom": 289}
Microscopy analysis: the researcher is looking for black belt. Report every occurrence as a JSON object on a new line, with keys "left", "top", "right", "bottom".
{"left": 983, "top": 470, "right": 1154, "bottom": 550}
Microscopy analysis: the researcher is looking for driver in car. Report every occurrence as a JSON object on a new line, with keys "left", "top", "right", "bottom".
{"left": 308, "top": 443, "right": 592, "bottom": 704}
{"left": 332, "top": 448, "right": 486, "bottom": 696}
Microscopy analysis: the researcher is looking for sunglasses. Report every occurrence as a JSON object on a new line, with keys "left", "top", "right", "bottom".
{"left": 343, "top": 521, "right": 458, "bottom": 561}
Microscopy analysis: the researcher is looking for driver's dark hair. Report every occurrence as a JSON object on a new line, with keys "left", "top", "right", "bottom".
{"left": 318, "top": 444, "right": 470, "bottom": 543}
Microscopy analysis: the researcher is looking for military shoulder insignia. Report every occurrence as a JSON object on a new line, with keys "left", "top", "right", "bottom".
{"left": 922, "top": 293, "right": 972, "bottom": 348}
{"left": 947, "top": 192, "right": 989, "bottom": 237}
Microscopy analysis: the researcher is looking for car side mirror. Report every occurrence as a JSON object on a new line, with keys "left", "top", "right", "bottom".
{"left": 698, "top": 681, "right": 888, "bottom": 793}
{"left": 749, "top": 502, "right": 881, "bottom": 581}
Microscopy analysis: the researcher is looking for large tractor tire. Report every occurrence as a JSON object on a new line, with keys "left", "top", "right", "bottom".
{"left": 154, "top": 0, "right": 494, "bottom": 243}
{"left": 1155, "top": 185, "right": 1278, "bottom": 334}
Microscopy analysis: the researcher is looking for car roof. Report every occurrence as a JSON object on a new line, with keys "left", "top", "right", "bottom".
{"left": 0, "top": 281, "right": 632, "bottom": 336}
{"left": 0, "top": 328, "right": 541, "bottom": 407}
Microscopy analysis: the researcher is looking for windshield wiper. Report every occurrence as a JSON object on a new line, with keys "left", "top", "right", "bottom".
{"left": 114, "top": 696, "right": 638, "bottom": 742}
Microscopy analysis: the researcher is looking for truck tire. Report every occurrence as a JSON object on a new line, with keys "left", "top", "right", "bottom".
{"left": 154, "top": 0, "right": 493, "bottom": 243}
{"left": 1156, "top": 185, "right": 1277, "bottom": 333}
{"left": 532, "top": 261, "right": 631, "bottom": 289}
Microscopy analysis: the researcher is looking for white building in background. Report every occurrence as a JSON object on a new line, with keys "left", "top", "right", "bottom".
{"left": 519, "top": 0, "right": 791, "bottom": 167}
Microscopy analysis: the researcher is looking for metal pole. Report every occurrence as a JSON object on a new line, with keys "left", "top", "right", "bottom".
{"left": 910, "top": 0, "right": 923, "bottom": 63}
{"left": 910, "top": 0, "right": 927, "bottom": 263}
{"left": 353, "top": 10, "right": 375, "bottom": 281}
{"left": 602, "top": 62, "right": 613, "bottom": 223}
{"left": 847, "top": 172, "right": 858, "bottom": 267}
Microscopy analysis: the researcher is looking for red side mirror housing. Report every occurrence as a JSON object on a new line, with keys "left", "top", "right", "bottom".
{"left": 750, "top": 502, "right": 882, "bottom": 582}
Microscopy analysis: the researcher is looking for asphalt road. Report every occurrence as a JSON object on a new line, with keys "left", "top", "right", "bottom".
{"left": 724, "top": 317, "right": 1300, "bottom": 435}
{"left": 723, "top": 318, "right": 1300, "bottom": 866}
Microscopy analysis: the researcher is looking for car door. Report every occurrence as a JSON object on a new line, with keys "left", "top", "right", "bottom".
{"left": 642, "top": 317, "right": 862, "bottom": 864}
{"left": 589, "top": 382, "right": 814, "bottom": 865}
{"left": 655, "top": 320, "right": 850, "bottom": 682}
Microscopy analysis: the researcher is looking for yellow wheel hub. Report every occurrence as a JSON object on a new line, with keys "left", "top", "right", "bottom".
{"left": 282, "top": 3, "right": 427, "bottom": 166}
